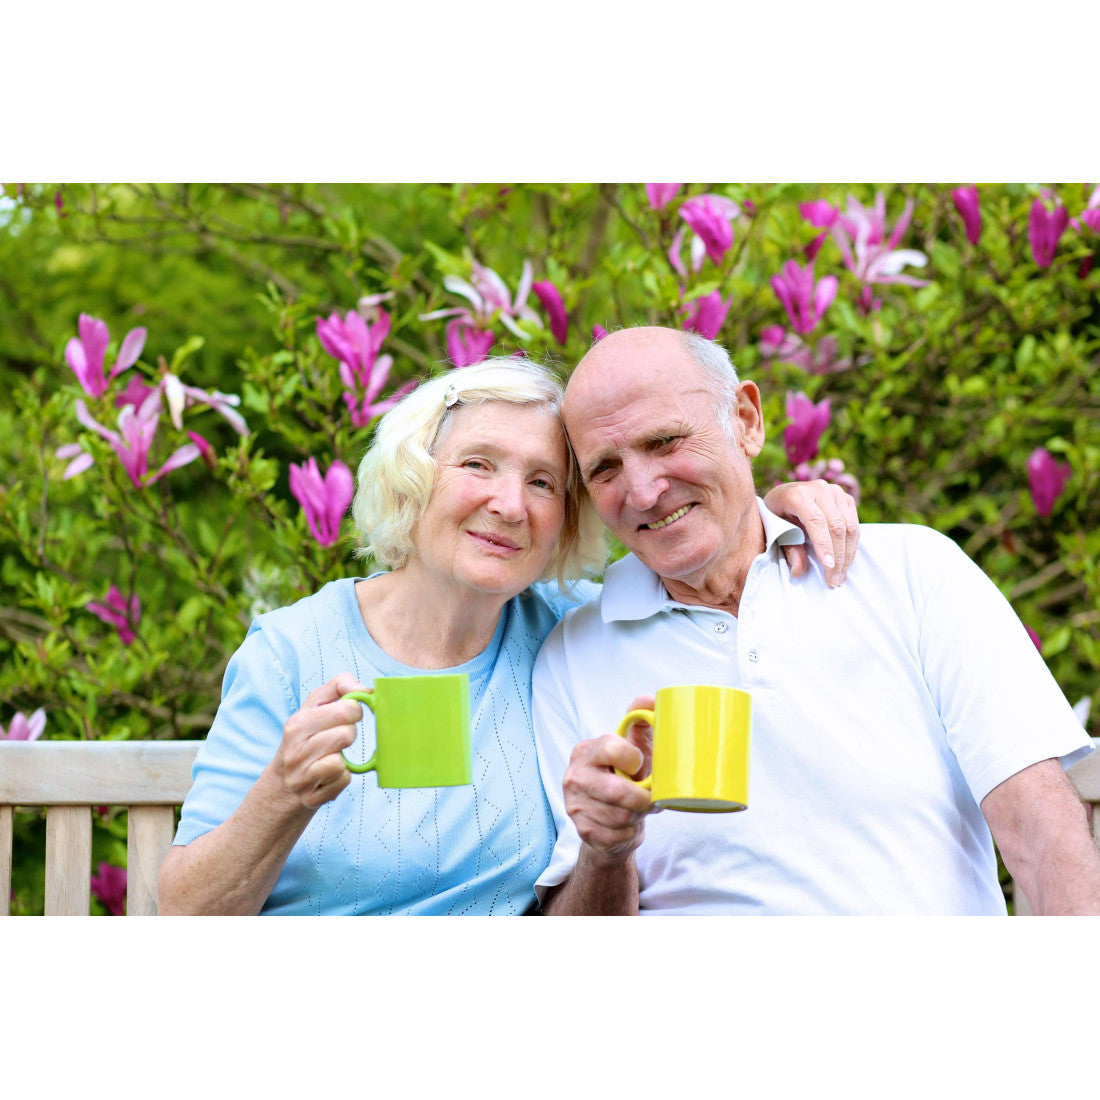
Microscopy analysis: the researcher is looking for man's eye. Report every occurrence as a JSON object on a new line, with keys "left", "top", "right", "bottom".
{"left": 656, "top": 435, "right": 678, "bottom": 448}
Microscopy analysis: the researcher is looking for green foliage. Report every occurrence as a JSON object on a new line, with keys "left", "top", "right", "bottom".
{"left": 1, "top": 181, "right": 1097, "bottom": 913}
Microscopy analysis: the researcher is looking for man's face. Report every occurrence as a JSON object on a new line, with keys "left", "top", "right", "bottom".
{"left": 562, "top": 328, "right": 765, "bottom": 589}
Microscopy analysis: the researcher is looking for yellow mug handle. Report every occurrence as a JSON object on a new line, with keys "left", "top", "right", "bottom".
{"left": 614, "top": 708, "right": 654, "bottom": 789}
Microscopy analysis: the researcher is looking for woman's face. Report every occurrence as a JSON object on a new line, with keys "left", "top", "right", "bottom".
{"left": 409, "top": 401, "right": 569, "bottom": 600}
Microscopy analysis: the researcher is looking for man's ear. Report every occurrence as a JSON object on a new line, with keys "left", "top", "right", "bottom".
{"left": 732, "top": 381, "right": 765, "bottom": 458}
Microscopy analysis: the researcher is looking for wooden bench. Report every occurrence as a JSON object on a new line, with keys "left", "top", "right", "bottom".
{"left": 0, "top": 740, "right": 201, "bottom": 916}
{"left": 1, "top": 737, "right": 1097, "bottom": 915}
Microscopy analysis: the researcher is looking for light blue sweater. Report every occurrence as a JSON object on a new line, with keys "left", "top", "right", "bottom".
{"left": 173, "top": 577, "right": 597, "bottom": 915}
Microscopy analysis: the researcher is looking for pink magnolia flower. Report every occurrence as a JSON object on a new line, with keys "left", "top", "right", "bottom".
{"left": 792, "top": 457, "right": 861, "bottom": 504}
{"left": 668, "top": 225, "right": 708, "bottom": 277}
{"left": 1027, "top": 447, "right": 1070, "bottom": 516}
{"left": 1028, "top": 194, "right": 1069, "bottom": 268}
{"left": 758, "top": 326, "right": 853, "bottom": 375}
{"left": 421, "top": 260, "right": 542, "bottom": 366}
{"left": 678, "top": 194, "right": 740, "bottom": 266}
{"left": 770, "top": 260, "right": 838, "bottom": 336}
{"left": 0, "top": 708, "right": 46, "bottom": 741}
{"left": 316, "top": 307, "right": 410, "bottom": 427}
{"left": 445, "top": 321, "right": 496, "bottom": 368}
{"left": 114, "top": 374, "right": 157, "bottom": 410}
{"left": 188, "top": 431, "right": 217, "bottom": 471}
{"left": 829, "top": 192, "right": 930, "bottom": 286}
{"left": 951, "top": 185, "right": 982, "bottom": 245}
{"left": 1025, "top": 626, "right": 1042, "bottom": 652}
{"left": 1072, "top": 184, "right": 1100, "bottom": 234}
{"left": 90, "top": 861, "right": 127, "bottom": 916}
{"left": 86, "top": 585, "right": 141, "bottom": 646}
{"left": 532, "top": 280, "right": 568, "bottom": 345}
{"left": 592, "top": 325, "right": 609, "bottom": 342}
{"left": 162, "top": 374, "right": 249, "bottom": 436}
{"left": 645, "top": 183, "right": 682, "bottom": 210}
{"left": 75, "top": 390, "right": 201, "bottom": 489}
{"left": 55, "top": 442, "right": 95, "bottom": 479}
{"left": 65, "top": 314, "right": 147, "bottom": 398}
{"left": 681, "top": 289, "right": 731, "bottom": 340}
{"left": 784, "top": 392, "right": 831, "bottom": 466}
{"left": 289, "top": 457, "right": 354, "bottom": 547}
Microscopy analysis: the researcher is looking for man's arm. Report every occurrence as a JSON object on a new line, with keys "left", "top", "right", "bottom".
{"left": 981, "top": 757, "right": 1100, "bottom": 915}
{"left": 541, "top": 726, "right": 653, "bottom": 916}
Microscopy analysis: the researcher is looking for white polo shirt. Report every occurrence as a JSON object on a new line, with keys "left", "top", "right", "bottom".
{"left": 532, "top": 502, "right": 1092, "bottom": 915}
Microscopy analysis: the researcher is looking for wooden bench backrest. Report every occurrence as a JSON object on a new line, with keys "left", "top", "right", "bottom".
{"left": 2, "top": 738, "right": 1096, "bottom": 915}
{"left": 0, "top": 740, "right": 201, "bottom": 916}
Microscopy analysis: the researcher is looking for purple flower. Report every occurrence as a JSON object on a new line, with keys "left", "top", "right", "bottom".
{"left": 90, "top": 862, "right": 127, "bottom": 916}
{"left": 1025, "top": 626, "right": 1042, "bottom": 652}
{"left": 421, "top": 260, "right": 543, "bottom": 365}
{"left": 784, "top": 391, "right": 831, "bottom": 466}
{"left": 758, "top": 326, "right": 852, "bottom": 375}
{"left": 532, "top": 280, "right": 568, "bottom": 345}
{"left": 1027, "top": 447, "right": 1070, "bottom": 516}
{"left": 162, "top": 374, "right": 249, "bottom": 436}
{"left": 445, "top": 321, "right": 495, "bottom": 368}
{"left": 678, "top": 194, "right": 740, "bottom": 266}
{"left": 55, "top": 442, "right": 95, "bottom": 479}
{"left": 75, "top": 390, "right": 201, "bottom": 489}
{"left": 681, "top": 290, "right": 731, "bottom": 340}
{"left": 645, "top": 183, "right": 682, "bottom": 210}
{"left": 792, "top": 457, "right": 860, "bottom": 504}
{"left": 1028, "top": 194, "right": 1069, "bottom": 268}
{"left": 86, "top": 585, "right": 141, "bottom": 646}
{"left": 289, "top": 457, "right": 354, "bottom": 547}
{"left": 0, "top": 708, "right": 46, "bottom": 741}
{"left": 1072, "top": 184, "right": 1100, "bottom": 234}
{"left": 830, "top": 192, "right": 929, "bottom": 286}
{"left": 316, "top": 307, "right": 408, "bottom": 427}
{"left": 592, "top": 325, "right": 608, "bottom": 342}
{"left": 800, "top": 200, "right": 839, "bottom": 229}
{"left": 770, "top": 260, "right": 838, "bottom": 336}
{"left": 65, "top": 314, "right": 147, "bottom": 398}
{"left": 951, "top": 185, "right": 982, "bottom": 245}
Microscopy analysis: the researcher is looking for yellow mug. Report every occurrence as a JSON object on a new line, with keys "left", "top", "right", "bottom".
{"left": 615, "top": 685, "right": 751, "bottom": 812}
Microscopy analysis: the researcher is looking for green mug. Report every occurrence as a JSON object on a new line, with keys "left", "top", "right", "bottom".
{"left": 340, "top": 674, "right": 472, "bottom": 788}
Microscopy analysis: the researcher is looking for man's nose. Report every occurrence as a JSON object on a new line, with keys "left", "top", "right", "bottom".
{"left": 622, "top": 459, "right": 667, "bottom": 513}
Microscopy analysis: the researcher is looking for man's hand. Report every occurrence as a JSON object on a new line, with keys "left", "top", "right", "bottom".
{"left": 763, "top": 479, "right": 860, "bottom": 587}
{"left": 561, "top": 699, "right": 655, "bottom": 862}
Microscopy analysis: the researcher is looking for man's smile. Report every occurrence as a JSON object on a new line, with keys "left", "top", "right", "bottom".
{"left": 641, "top": 504, "right": 694, "bottom": 530}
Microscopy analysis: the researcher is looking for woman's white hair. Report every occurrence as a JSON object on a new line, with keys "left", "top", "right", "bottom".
{"left": 352, "top": 357, "right": 606, "bottom": 583}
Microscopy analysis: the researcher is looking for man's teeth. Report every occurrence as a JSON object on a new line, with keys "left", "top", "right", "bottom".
{"left": 646, "top": 505, "right": 691, "bottom": 530}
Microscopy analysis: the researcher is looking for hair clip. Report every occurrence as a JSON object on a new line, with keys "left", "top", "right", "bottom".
{"left": 444, "top": 384, "right": 460, "bottom": 408}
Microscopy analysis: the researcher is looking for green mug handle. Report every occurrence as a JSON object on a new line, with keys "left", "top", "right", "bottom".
{"left": 614, "top": 708, "right": 654, "bottom": 789}
{"left": 340, "top": 690, "right": 378, "bottom": 774}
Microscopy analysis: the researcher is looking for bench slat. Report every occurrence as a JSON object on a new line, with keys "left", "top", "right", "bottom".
{"left": 45, "top": 807, "right": 92, "bottom": 916}
{"left": 0, "top": 806, "right": 11, "bottom": 917}
{"left": 127, "top": 806, "right": 178, "bottom": 916}
{"left": 0, "top": 741, "right": 199, "bottom": 805}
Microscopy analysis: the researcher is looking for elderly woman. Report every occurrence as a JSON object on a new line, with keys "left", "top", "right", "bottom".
{"left": 158, "top": 357, "right": 857, "bottom": 915}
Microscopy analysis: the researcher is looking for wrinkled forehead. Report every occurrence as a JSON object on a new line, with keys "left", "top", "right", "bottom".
{"left": 563, "top": 335, "right": 706, "bottom": 439}
{"left": 434, "top": 399, "right": 568, "bottom": 469}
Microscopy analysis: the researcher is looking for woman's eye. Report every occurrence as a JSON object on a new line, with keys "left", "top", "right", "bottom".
{"left": 530, "top": 477, "right": 556, "bottom": 492}
{"left": 463, "top": 459, "right": 488, "bottom": 471}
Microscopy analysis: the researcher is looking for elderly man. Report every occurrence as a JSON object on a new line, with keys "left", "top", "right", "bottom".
{"left": 532, "top": 325, "right": 1099, "bottom": 915}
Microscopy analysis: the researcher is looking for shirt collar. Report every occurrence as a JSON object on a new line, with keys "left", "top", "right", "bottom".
{"left": 600, "top": 497, "right": 805, "bottom": 623}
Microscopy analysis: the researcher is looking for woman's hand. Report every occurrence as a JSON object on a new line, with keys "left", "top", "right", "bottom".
{"left": 272, "top": 673, "right": 369, "bottom": 810}
{"left": 763, "top": 479, "right": 860, "bottom": 587}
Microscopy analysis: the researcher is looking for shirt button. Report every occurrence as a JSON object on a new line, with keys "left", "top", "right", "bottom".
{"left": 748, "top": 649, "right": 759, "bottom": 662}
{"left": 714, "top": 622, "right": 728, "bottom": 634}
